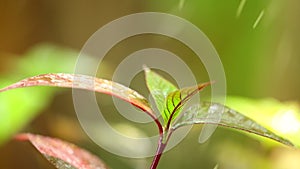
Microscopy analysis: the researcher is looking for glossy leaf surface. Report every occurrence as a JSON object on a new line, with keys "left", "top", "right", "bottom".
{"left": 15, "top": 133, "right": 109, "bottom": 169}
{"left": 172, "top": 102, "right": 294, "bottom": 146}
{"left": 225, "top": 96, "right": 300, "bottom": 146}
{"left": 0, "top": 73, "right": 155, "bottom": 118}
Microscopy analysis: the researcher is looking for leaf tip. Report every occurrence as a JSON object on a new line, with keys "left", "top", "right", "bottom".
{"left": 14, "top": 133, "right": 31, "bottom": 141}
{"left": 0, "top": 85, "right": 12, "bottom": 93}
{"left": 210, "top": 80, "right": 216, "bottom": 85}
{"left": 143, "top": 65, "right": 150, "bottom": 73}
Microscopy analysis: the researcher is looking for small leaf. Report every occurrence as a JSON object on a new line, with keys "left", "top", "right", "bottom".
{"left": 0, "top": 73, "right": 155, "bottom": 119}
{"left": 144, "top": 66, "right": 177, "bottom": 121}
{"left": 15, "top": 133, "right": 109, "bottom": 169}
{"left": 165, "top": 82, "right": 211, "bottom": 126}
{"left": 172, "top": 102, "right": 294, "bottom": 146}
{"left": 144, "top": 67, "right": 211, "bottom": 125}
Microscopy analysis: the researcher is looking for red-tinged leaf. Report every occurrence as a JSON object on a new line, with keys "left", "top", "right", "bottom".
{"left": 15, "top": 133, "right": 109, "bottom": 169}
{"left": 0, "top": 73, "right": 155, "bottom": 119}
{"left": 165, "top": 82, "right": 211, "bottom": 128}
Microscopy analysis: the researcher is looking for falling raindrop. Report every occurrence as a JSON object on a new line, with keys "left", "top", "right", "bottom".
{"left": 253, "top": 10, "right": 265, "bottom": 29}
{"left": 236, "top": 0, "right": 247, "bottom": 18}
{"left": 213, "top": 164, "right": 219, "bottom": 169}
{"left": 178, "top": 0, "right": 185, "bottom": 11}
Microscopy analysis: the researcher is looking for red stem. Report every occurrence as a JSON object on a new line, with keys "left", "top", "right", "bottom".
{"left": 150, "top": 138, "right": 166, "bottom": 169}
{"left": 154, "top": 118, "right": 163, "bottom": 135}
{"left": 150, "top": 129, "right": 175, "bottom": 169}
{"left": 141, "top": 109, "right": 165, "bottom": 169}
{"left": 143, "top": 109, "right": 163, "bottom": 135}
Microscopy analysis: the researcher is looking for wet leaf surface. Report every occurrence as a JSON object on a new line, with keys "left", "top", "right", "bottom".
{"left": 0, "top": 73, "right": 155, "bottom": 118}
{"left": 173, "top": 102, "right": 294, "bottom": 146}
{"left": 15, "top": 133, "right": 109, "bottom": 169}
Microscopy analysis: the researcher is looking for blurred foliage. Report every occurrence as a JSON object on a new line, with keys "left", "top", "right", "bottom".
{"left": 148, "top": 0, "right": 300, "bottom": 100}
{"left": 0, "top": 44, "right": 77, "bottom": 145}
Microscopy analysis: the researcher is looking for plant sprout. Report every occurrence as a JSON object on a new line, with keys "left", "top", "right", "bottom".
{"left": 0, "top": 67, "right": 294, "bottom": 169}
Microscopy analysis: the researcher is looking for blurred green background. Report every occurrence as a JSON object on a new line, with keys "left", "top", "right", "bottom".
{"left": 0, "top": 0, "right": 299, "bottom": 169}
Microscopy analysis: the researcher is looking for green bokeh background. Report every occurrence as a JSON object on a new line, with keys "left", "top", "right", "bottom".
{"left": 0, "top": 0, "right": 299, "bottom": 169}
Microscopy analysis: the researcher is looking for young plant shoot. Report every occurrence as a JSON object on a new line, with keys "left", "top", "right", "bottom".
{"left": 0, "top": 67, "right": 294, "bottom": 169}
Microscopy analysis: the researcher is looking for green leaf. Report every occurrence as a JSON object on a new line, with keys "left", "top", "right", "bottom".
{"left": 172, "top": 102, "right": 294, "bottom": 147}
{"left": 225, "top": 96, "right": 300, "bottom": 147}
{"left": 144, "top": 66, "right": 178, "bottom": 122}
{"left": 144, "top": 67, "right": 211, "bottom": 125}
{"left": 165, "top": 82, "right": 211, "bottom": 127}
{"left": 0, "top": 73, "right": 156, "bottom": 119}
{"left": 15, "top": 133, "right": 109, "bottom": 169}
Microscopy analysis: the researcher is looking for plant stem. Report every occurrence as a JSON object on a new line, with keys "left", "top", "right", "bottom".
{"left": 150, "top": 138, "right": 166, "bottom": 169}
{"left": 150, "top": 127, "right": 175, "bottom": 169}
